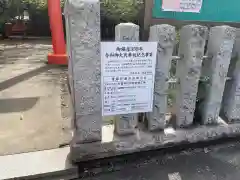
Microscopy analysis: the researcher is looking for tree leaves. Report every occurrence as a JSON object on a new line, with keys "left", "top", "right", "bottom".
{"left": 101, "top": 0, "right": 143, "bottom": 23}
{"left": 0, "top": 0, "right": 25, "bottom": 23}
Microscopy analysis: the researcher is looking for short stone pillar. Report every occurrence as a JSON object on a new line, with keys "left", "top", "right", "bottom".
{"left": 146, "top": 24, "right": 176, "bottom": 131}
{"left": 222, "top": 29, "right": 240, "bottom": 121}
{"left": 64, "top": 0, "right": 102, "bottom": 143}
{"left": 175, "top": 25, "right": 208, "bottom": 127}
{"left": 114, "top": 23, "right": 139, "bottom": 135}
{"left": 201, "top": 26, "right": 236, "bottom": 124}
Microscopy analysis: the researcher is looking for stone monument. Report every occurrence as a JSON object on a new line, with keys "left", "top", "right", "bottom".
{"left": 64, "top": 0, "right": 102, "bottom": 143}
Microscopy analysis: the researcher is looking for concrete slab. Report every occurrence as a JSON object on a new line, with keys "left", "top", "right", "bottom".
{"left": 0, "top": 40, "right": 72, "bottom": 155}
{"left": 0, "top": 147, "right": 78, "bottom": 180}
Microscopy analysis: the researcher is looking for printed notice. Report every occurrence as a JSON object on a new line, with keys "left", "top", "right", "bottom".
{"left": 101, "top": 42, "right": 158, "bottom": 116}
{"left": 162, "top": 0, "right": 180, "bottom": 12}
{"left": 162, "top": 0, "right": 203, "bottom": 13}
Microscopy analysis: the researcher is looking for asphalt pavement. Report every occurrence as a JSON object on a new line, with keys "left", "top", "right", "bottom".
{"left": 78, "top": 140, "right": 240, "bottom": 180}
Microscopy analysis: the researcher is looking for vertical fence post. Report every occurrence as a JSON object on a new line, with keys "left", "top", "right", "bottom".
{"left": 175, "top": 25, "right": 208, "bottom": 127}
{"left": 146, "top": 24, "right": 176, "bottom": 131}
{"left": 114, "top": 23, "right": 139, "bottom": 135}
{"left": 223, "top": 30, "right": 240, "bottom": 121}
{"left": 201, "top": 26, "right": 236, "bottom": 124}
{"left": 65, "top": 0, "right": 102, "bottom": 143}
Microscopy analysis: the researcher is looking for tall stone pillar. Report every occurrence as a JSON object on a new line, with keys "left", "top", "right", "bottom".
{"left": 175, "top": 25, "right": 208, "bottom": 127}
{"left": 146, "top": 24, "right": 176, "bottom": 131}
{"left": 114, "top": 23, "right": 139, "bottom": 135}
{"left": 222, "top": 29, "right": 240, "bottom": 121}
{"left": 201, "top": 26, "right": 236, "bottom": 124}
{"left": 64, "top": 0, "right": 102, "bottom": 143}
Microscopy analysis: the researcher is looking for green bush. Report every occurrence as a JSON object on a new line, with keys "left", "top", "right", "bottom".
{"left": 0, "top": 0, "right": 144, "bottom": 37}
{"left": 101, "top": 0, "right": 144, "bottom": 39}
{"left": 101, "top": 0, "right": 143, "bottom": 23}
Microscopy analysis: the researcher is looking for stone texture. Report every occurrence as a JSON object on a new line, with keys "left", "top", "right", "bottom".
{"left": 200, "top": 26, "right": 236, "bottom": 124}
{"left": 146, "top": 24, "right": 176, "bottom": 131}
{"left": 223, "top": 29, "right": 240, "bottom": 120}
{"left": 114, "top": 23, "right": 139, "bottom": 135}
{"left": 114, "top": 114, "right": 138, "bottom": 135}
{"left": 115, "top": 23, "right": 139, "bottom": 42}
{"left": 175, "top": 25, "right": 208, "bottom": 127}
{"left": 64, "top": 0, "right": 102, "bottom": 142}
{"left": 64, "top": 10, "right": 75, "bottom": 104}
{"left": 73, "top": 113, "right": 102, "bottom": 143}
{"left": 71, "top": 117, "right": 240, "bottom": 163}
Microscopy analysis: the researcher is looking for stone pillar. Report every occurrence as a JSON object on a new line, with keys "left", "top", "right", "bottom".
{"left": 114, "top": 23, "right": 139, "bottom": 135}
{"left": 222, "top": 29, "right": 240, "bottom": 121}
{"left": 201, "top": 26, "right": 236, "bottom": 124}
{"left": 64, "top": 6, "right": 74, "bottom": 103}
{"left": 64, "top": 0, "right": 102, "bottom": 143}
{"left": 146, "top": 24, "right": 176, "bottom": 131}
{"left": 175, "top": 25, "right": 208, "bottom": 127}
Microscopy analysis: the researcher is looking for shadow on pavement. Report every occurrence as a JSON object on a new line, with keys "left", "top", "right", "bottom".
{"left": 0, "top": 65, "right": 62, "bottom": 92}
{"left": 0, "top": 97, "right": 39, "bottom": 113}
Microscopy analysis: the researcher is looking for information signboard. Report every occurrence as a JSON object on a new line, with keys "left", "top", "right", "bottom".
{"left": 101, "top": 42, "right": 158, "bottom": 116}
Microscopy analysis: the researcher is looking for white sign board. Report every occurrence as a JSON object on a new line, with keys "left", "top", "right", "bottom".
{"left": 101, "top": 42, "right": 158, "bottom": 116}
{"left": 162, "top": 0, "right": 203, "bottom": 13}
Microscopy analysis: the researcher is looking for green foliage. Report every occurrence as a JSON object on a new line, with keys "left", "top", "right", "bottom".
{"left": 22, "top": 0, "right": 47, "bottom": 12}
{"left": 101, "top": 0, "right": 144, "bottom": 23}
{"left": 0, "top": 0, "right": 64, "bottom": 22}
{"left": 0, "top": 0, "right": 25, "bottom": 23}
{"left": 0, "top": 0, "right": 7, "bottom": 15}
{"left": 1, "top": 0, "right": 143, "bottom": 23}
{"left": 0, "top": 0, "right": 144, "bottom": 36}
{"left": 167, "top": 89, "right": 176, "bottom": 107}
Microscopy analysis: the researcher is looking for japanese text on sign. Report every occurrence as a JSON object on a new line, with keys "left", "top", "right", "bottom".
{"left": 162, "top": 0, "right": 203, "bottom": 13}
{"left": 101, "top": 42, "right": 158, "bottom": 116}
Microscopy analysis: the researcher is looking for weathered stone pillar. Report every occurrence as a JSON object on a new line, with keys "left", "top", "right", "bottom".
{"left": 175, "top": 25, "right": 208, "bottom": 127}
{"left": 146, "top": 24, "right": 176, "bottom": 131}
{"left": 201, "top": 26, "right": 236, "bottom": 124}
{"left": 64, "top": 0, "right": 102, "bottom": 143}
{"left": 222, "top": 29, "right": 240, "bottom": 121}
{"left": 64, "top": 5, "right": 74, "bottom": 104}
{"left": 114, "top": 23, "right": 139, "bottom": 135}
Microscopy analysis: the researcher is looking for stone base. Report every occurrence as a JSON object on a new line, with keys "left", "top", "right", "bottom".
{"left": 70, "top": 116, "right": 240, "bottom": 163}
{"left": 47, "top": 53, "right": 68, "bottom": 65}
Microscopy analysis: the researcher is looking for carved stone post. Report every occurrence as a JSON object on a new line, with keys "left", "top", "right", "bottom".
{"left": 222, "top": 29, "right": 240, "bottom": 121}
{"left": 114, "top": 23, "right": 139, "bottom": 135}
{"left": 146, "top": 24, "right": 176, "bottom": 131}
{"left": 175, "top": 25, "right": 208, "bottom": 127}
{"left": 65, "top": 0, "right": 102, "bottom": 143}
{"left": 201, "top": 26, "right": 236, "bottom": 124}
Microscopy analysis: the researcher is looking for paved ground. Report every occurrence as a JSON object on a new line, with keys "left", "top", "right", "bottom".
{"left": 0, "top": 147, "right": 78, "bottom": 180}
{"left": 78, "top": 141, "right": 240, "bottom": 180}
{"left": 0, "top": 39, "right": 72, "bottom": 155}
